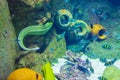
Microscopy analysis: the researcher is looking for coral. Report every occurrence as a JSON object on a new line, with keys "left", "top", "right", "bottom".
{"left": 56, "top": 50, "right": 93, "bottom": 80}
{"left": 65, "top": 20, "right": 90, "bottom": 52}
{"left": 0, "top": 0, "right": 17, "bottom": 79}
{"left": 18, "top": 22, "right": 53, "bottom": 50}
{"left": 7, "top": 68, "right": 43, "bottom": 80}
{"left": 102, "top": 66, "right": 120, "bottom": 80}
{"left": 56, "top": 9, "right": 73, "bottom": 29}
{"left": 85, "top": 38, "right": 120, "bottom": 59}
{"left": 65, "top": 20, "right": 90, "bottom": 44}
{"left": 70, "top": 20, "right": 91, "bottom": 36}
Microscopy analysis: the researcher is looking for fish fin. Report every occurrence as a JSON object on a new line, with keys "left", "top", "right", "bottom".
{"left": 98, "top": 76, "right": 108, "bottom": 80}
{"left": 78, "top": 66, "right": 91, "bottom": 76}
{"left": 90, "top": 66, "right": 94, "bottom": 73}
{"left": 86, "top": 58, "right": 90, "bottom": 64}
{"left": 90, "top": 24, "right": 93, "bottom": 28}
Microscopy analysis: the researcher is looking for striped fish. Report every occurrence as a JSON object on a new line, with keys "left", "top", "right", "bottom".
{"left": 104, "top": 58, "right": 117, "bottom": 66}
{"left": 101, "top": 44, "right": 112, "bottom": 49}
{"left": 98, "top": 76, "right": 108, "bottom": 80}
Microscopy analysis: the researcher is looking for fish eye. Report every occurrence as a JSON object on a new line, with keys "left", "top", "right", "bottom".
{"left": 36, "top": 73, "right": 39, "bottom": 80}
{"left": 98, "top": 29, "right": 106, "bottom": 36}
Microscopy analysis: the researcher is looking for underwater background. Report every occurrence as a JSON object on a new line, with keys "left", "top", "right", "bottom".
{"left": 0, "top": 0, "right": 120, "bottom": 80}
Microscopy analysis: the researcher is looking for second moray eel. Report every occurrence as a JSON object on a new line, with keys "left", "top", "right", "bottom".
{"left": 18, "top": 22, "right": 53, "bottom": 51}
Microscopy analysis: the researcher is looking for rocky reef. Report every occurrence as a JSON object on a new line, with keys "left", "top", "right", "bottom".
{"left": 43, "top": 32, "right": 66, "bottom": 59}
{"left": 85, "top": 24, "right": 120, "bottom": 59}
{"left": 16, "top": 34, "right": 66, "bottom": 74}
{"left": 56, "top": 50, "right": 94, "bottom": 80}
{"left": 0, "top": 0, "right": 17, "bottom": 79}
{"left": 85, "top": 37, "right": 120, "bottom": 59}
{"left": 21, "top": 0, "right": 45, "bottom": 8}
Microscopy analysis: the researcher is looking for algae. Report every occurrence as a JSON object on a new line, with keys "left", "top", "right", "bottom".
{"left": 85, "top": 38, "right": 120, "bottom": 59}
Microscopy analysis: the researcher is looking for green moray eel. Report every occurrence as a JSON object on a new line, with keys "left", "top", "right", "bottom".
{"left": 18, "top": 22, "right": 53, "bottom": 51}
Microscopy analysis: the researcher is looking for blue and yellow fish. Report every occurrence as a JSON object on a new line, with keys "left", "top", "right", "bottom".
{"left": 98, "top": 76, "right": 108, "bottom": 80}
{"left": 101, "top": 44, "right": 112, "bottom": 50}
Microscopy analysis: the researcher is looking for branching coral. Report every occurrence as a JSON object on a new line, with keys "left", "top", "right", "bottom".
{"left": 56, "top": 50, "right": 94, "bottom": 80}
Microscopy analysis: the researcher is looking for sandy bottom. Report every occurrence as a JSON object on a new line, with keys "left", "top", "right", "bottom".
{"left": 52, "top": 55, "right": 120, "bottom": 80}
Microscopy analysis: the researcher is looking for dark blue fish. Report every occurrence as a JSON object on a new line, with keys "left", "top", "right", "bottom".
{"left": 86, "top": 58, "right": 90, "bottom": 64}
{"left": 78, "top": 66, "right": 91, "bottom": 76}
{"left": 90, "top": 66, "right": 94, "bottom": 73}
{"left": 85, "top": 59, "right": 94, "bottom": 73}
{"left": 101, "top": 44, "right": 112, "bottom": 50}
{"left": 65, "top": 61, "right": 74, "bottom": 66}
{"left": 98, "top": 76, "right": 108, "bottom": 80}
{"left": 104, "top": 58, "right": 117, "bottom": 66}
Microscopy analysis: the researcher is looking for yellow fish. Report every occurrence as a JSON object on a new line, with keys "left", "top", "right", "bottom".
{"left": 7, "top": 68, "right": 43, "bottom": 80}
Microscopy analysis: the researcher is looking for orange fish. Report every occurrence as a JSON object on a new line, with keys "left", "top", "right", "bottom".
{"left": 7, "top": 68, "right": 43, "bottom": 80}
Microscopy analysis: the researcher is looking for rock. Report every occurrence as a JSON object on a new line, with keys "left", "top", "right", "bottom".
{"left": 21, "top": 0, "right": 44, "bottom": 8}
{"left": 17, "top": 53, "right": 46, "bottom": 74}
{"left": 17, "top": 34, "right": 66, "bottom": 74}
{"left": 0, "top": 0, "right": 16, "bottom": 79}
{"left": 43, "top": 34, "right": 66, "bottom": 59}
{"left": 7, "top": 0, "right": 48, "bottom": 35}
{"left": 85, "top": 38, "right": 120, "bottom": 59}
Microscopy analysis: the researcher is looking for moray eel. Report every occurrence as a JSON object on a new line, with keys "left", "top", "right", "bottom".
{"left": 18, "top": 22, "right": 53, "bottom": 51}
